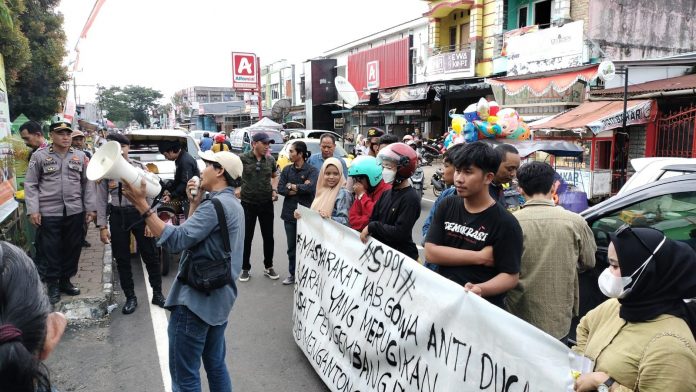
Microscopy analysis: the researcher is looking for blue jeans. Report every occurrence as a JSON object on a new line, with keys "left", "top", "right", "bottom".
{"left": 284, "top": 220, "right": 297, "bottom": 276}
{"left": 168, "top": 306, "right": 231, "bottom": 392}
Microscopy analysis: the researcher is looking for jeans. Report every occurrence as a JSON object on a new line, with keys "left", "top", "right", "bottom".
{"left": 168, "top": 306, "right": 231, "bottom": 392}
{"left": 241, "top": 201, "right": 274, "bottom": 271}
{"left": 284, "top": 220, "right": 297, "bottom": 276}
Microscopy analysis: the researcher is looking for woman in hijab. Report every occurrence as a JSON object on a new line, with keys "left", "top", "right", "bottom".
{"left": 573, "top": 226, "right": 696, "bottom": 392}
{"left": 296, "top": 157, "right": 352, "bottom": 226}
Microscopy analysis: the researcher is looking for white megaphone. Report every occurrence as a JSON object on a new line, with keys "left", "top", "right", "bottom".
{"left": 87, "top": 141, "right": 162, "bottom": 198}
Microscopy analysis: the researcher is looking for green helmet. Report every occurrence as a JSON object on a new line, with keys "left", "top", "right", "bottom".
{"left": 348, "top": 155, "right": 383, "bottom": 187}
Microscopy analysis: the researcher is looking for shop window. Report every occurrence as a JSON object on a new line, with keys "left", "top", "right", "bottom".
{"left": 591, "top": 191, "right": 696, "bottom": 251}
{"left": 595, "top": 140, "right": 612, "bottom": 169}
{"left": 518, "top": 6, "right": 528, "bottom": 28}
{"left": 460, "top": 23, "right": 470, "bottom": 50}
{"left": 271, "top": 84, "right": 279, "bottom": 100}
{"left": 449, "top": 27, "right": 457, "bottom": 50}
{"left": 534, "top": 0, "right": 552, "bottom": 28}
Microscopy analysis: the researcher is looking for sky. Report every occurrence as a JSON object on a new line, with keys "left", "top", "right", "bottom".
{"left": 58, "top": 0, "right": 429, "bottom": 104}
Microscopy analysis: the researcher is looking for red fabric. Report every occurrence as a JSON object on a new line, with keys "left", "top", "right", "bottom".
{"left": 349, "top": 180, "right": 391, "bottom": 231}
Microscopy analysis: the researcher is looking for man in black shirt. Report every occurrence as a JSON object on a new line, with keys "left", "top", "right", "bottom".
{"left": 360, "top": 143, "right": 421, "bottom": 261}
{"left": 159, "top": 140, "right": 201, "bottom": 210}
{"left": 488, "top": 144, "right": 521, "bottom": 209}
{"left": 425, "top": 141, "right": 522, "bottom": 307}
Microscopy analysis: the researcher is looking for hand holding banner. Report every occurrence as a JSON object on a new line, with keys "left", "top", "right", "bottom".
{"left": 294, "top": 206, "right": 580, "bottom": 392}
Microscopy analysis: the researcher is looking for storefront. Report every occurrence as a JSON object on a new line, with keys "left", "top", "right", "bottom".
{"left": 531, "top": 99, "right": 657, "bottom": 198}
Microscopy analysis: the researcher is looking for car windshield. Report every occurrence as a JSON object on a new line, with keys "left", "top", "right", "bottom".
{"left": 251, "top": 130, "right": 283, "bottom": 144}
{"left": 127, "top": 137, "right": 199, "bottom": 161}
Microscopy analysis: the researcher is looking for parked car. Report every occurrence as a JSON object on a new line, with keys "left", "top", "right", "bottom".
{"left": 286, "top": 129, "right": 342, "bottom": 141}
{"left": 276, "top": 138, "right": 353, "bottom": 171}
{"left": 125, "top": 129, "right": 205, "bottom": 180}
{"left": 570, "top": 172, "right": 696, "bottom": 342}
{"left": 617, "top": 157, "right": 696, "bottom": 196}
{"left": 229, "top": 127, "right": 284, "bottom": 158}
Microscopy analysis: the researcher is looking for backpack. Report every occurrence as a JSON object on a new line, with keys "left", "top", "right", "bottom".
{"left": 177, "top": 198, "right": 233, "bottom": 294}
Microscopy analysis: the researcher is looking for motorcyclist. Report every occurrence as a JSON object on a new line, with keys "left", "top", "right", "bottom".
{"left": 347, "top": 156, "right": 391, "bottom": 231}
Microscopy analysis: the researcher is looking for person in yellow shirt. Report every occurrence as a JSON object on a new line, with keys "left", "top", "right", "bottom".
{"left": 211, "top": 133, "right": 230, "bottom": 152}
{"left": 573, "top": 226, "right": 696, "bottom": 392}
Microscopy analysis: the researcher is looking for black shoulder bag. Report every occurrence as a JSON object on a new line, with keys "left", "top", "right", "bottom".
{"left": 177, "top": 198, "right": 233, "bottom": 294}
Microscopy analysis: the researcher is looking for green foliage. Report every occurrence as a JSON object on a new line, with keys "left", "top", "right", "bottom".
{"left": 1, "top": 0, "right": 68, "bottom": 121}
{"left": 96, "top": 85, "right": 163, "bottom": 127}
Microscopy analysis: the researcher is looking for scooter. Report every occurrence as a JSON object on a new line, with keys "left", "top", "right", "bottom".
{"left": 411, "top": 166, "right": 424, "bottom": 202}
{"left": 431, "top": 167, "right": 445, "bottom": 197}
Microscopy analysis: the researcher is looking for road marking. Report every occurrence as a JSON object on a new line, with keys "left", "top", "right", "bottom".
{"left": 422, "top": 197, "right": 436, "bottom": 203}
{"left": 142, "top": 259, "right": 172, "bottom": 392}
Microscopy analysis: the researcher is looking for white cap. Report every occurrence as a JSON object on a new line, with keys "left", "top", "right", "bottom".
{"left": 199, "top": 150, "right": 243, "bottom": 179}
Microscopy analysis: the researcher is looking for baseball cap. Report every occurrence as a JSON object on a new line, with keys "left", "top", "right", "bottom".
{"left": 251, "top": 132, "right": 274, "bottom": 144}
{"left": 199, "top": 150, "right": 243, "bottom": 179}
{"left": 367, "top": 128, "right": 384, "bottom": 138}
{"left": 71, "top": 130, "right": 85, "bottom": 138}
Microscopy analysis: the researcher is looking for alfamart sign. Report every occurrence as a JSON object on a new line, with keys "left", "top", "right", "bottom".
{"left": 293, "top": 207, "right": 584, "bottom": 392}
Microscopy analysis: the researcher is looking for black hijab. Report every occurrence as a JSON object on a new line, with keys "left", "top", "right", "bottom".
{"left": 610, "top": 227, "right": 696, "bottom": 336}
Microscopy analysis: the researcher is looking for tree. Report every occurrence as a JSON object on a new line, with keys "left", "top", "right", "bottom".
{"left": 0, "top": 0, "right": 30, "bottom": 98}
{"left": 96, "top": 85, "right": 163, "bottom": 127}
{"left": 9, "top": 0, "right": 69, "bottom": 121}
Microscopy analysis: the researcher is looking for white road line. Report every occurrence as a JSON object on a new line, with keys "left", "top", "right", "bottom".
{"left": 422, "top": 197, "right": 436, "bottom": 203}
{"left": 142, "top": 259, "right": 172, "bottom": 392}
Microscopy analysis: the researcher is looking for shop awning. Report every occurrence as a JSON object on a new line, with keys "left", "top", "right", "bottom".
{"left": 531, "top": 100, "right": 656, "bottom": 135}
{"left": 378, "top": 83, "right": 441, "bottom": 105}
{"left": 486, "top": 65, "right": 599, "bottom": 96}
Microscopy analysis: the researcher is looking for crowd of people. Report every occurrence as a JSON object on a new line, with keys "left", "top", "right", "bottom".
{"left": 4, "top": 119, "right": 696, "bottom": 391}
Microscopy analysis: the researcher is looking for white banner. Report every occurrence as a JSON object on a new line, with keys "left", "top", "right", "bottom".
{"left": 506, "top": 21, "right": 584, "bottom": 76}
{"left": 294, "top": 206, "right": 579, "bottom": 392}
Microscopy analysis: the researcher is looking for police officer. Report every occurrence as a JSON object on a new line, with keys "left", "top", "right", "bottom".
{"left": 24, "top": 120, "right": 97, "bottom": 304}
{"left": 96, "top": 133, "right": 165, "bottom": 314}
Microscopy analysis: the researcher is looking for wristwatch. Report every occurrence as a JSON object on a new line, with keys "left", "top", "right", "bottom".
{"left": 598, "top": 377, "right": 615, "bottom": 392}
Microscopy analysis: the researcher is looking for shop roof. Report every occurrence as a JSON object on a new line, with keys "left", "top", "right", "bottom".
{"left": 593, "top": 73, "right": 696, "bottom": 96}
{"left": 531, "top": 100, "right": 655, "bottom": 135}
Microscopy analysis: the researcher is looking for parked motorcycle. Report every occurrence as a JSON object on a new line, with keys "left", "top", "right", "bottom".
{"left": 431, "top": 167, "right": 445, "bottom": 197}
{"left": 411, "top": 166, "right": 424, "bottom": 202}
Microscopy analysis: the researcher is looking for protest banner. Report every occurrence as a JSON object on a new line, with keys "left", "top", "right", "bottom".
{"left": 293, "top": 206, "right": 580, "bottom": 392}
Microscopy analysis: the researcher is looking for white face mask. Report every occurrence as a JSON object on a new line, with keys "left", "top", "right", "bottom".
{"left": 598, "top": 268, "right": 630, "bottom": 299}
{"left": 382, "top": 169, "right": 396, "bottom": 184}
{"left": 598, "top": 235, "right": 667, "bottom": 299}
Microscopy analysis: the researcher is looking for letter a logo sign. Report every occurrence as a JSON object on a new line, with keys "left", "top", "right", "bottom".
{"left": 232, "top": 52, "right": 258, "bottom": 89}
{"left": 366, "top": 61, "right": 379, "bottom": 89}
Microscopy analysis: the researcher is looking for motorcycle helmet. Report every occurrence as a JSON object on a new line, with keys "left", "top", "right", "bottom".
{"left": 214, "top": 133, "right": 226, "bottom": 143}
{"left": 402, "top": 135, "right": 414, "bottom": 143}
{"left": 377, "top": 142, "right": 417, "bottom": 183}
{"left": 347, "top": 156, "right": 383, "bottom": 187}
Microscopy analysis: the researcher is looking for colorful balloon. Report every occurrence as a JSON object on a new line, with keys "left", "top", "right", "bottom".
{"left": 463, "top": 122, "right": 478, "bottom": 143}
{"left": 451, "top": 117, "right": 465, "bottom": 134}
{"left": 476, "top": 98, "right": 490, "bottom": 121}
{"left": 506, "top": 123, "right": 531, "bottom": 140}
{"left": 487, "top": 115, "right": 498, "bottom": 125}
{"left": 463, "top": 103, "right": 479, "bottom": 122}
{"left": 497, "top": 108, "right": 520, "bottom": 137}
{"left": 489, "top": 101, "right": 500, "bottom": 116}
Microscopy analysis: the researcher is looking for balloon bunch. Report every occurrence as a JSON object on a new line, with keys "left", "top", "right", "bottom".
{"left": 449, "top": 98, "right": 531, "bottom": 143}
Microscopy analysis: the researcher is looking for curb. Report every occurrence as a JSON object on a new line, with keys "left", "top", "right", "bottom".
{"left": 59, "top": 243, "right": 114, "bottom": 328}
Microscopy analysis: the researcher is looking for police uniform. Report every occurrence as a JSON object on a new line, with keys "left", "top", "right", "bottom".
{"left": 24, "top": 128, "right": 97, "bottom": 303}
{"left": 96, "top": 156, "right": 164, "bottom": 313}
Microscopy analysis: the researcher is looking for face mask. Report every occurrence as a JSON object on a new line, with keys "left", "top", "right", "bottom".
{"left": 382, "top": 169, "right": 396, "bottom": 184}
{"left": 598, "top": 235, "right": 667, "bottom": 299}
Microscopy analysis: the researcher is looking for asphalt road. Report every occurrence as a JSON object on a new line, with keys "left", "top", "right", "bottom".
{"left": 47, "top": 171, "right": 441, "bottom": 392}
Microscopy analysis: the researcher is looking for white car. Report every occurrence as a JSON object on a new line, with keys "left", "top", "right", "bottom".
{"left": 617, "top": 157, "right": 696, "bottom": 196}
{"left": 125, "top": 129, "right": 205, "bottom": 181}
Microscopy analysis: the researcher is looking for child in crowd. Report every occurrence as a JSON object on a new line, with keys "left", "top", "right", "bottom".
{"left": 348, "top": 156, "right": 391, "bottom": 231}
{"left": 296, "top": 157, "right": 352, "bottom": 227}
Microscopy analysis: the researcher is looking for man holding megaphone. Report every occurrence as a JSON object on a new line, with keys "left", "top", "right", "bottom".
{"left": 95, "top": 133, "right": 165, "bottom": 314}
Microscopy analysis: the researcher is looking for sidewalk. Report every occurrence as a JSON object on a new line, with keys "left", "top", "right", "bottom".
{"left": 57, "top": 225, "right": 114, "bottom": 326}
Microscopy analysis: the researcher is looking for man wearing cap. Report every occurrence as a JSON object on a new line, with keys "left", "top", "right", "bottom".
{"left": 236, "top": 131, "right": 280, "bottom": 282}
{"left": 366, "top": 127, "right": 384, "bottom": 157}
{"left": 120, "top": 150, "right": 244, "bottom": 391}
{"left": 24, "top": 120, "right": 97, "bottom": 304}
{"left": 96, "top": 133, "right": 165, "bottom": 314}
{"left": 158, "top": 140, "right": 200, "bottom": 213}
{"left": 71, "top": 129, "right": 92, "bottom": 159}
